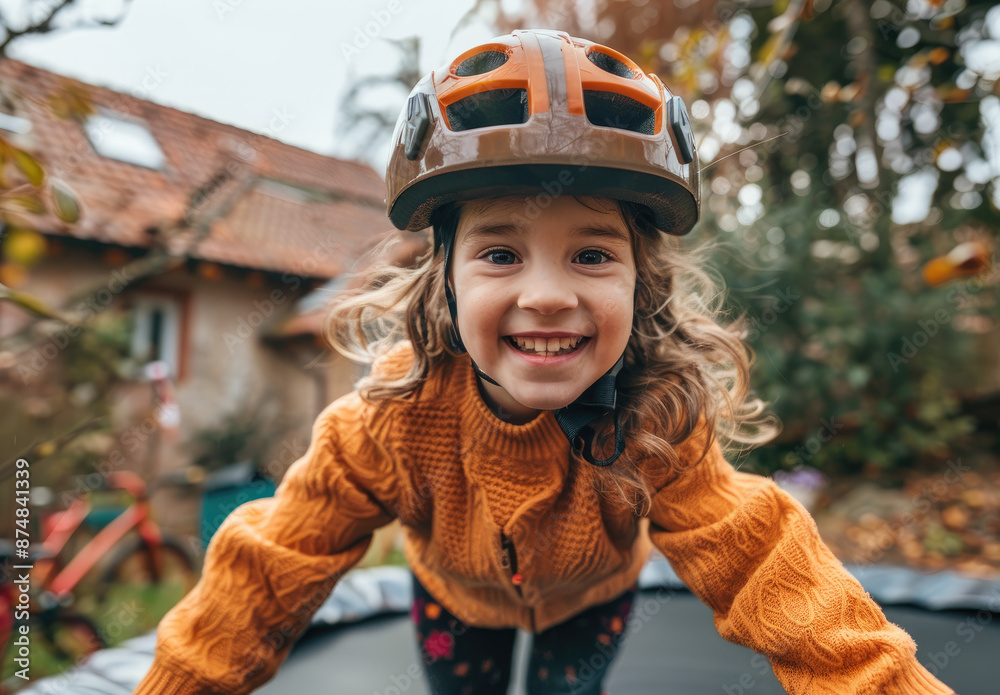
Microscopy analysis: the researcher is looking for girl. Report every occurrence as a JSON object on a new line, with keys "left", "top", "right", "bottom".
{"left": 136, "top": 30, "right": 956, "bottom": 695}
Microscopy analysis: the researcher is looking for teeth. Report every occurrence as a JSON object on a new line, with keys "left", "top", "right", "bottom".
{"left": 511, "top": 335, "right": 584, "bottom": 354}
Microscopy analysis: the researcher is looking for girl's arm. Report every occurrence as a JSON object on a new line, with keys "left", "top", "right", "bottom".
{"left": 646, "top": 421, "right": 956, "bottom": 695}
{"left": 133, "top": 392, "right": 398, "bottom": 695}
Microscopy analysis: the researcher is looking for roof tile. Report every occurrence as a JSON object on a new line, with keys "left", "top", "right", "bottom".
{"left": 0, "top": 59, "right": 395, "bottom": 278}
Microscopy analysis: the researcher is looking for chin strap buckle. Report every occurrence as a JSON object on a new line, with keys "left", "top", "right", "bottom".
{"left": 575, "top": 409, "right": 626, "bottom": 467}
{"left": 553, "top": 351, "right": 627, "bottom": 467}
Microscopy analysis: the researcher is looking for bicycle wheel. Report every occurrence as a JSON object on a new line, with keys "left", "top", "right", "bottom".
{"left": 96, "top": 536, "right": 199, "bottom": 640}
{"left": 39, "top": 612, "right": 104, "bottom": 664}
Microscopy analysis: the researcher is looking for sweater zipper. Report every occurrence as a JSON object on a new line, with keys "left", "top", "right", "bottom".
{"left": 499, "top": 531, "right": 523, "bottom": 599}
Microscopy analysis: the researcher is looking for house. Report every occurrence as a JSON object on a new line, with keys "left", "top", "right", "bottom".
{"left": 0, "top": 58, "right": 428, "bottom": 541}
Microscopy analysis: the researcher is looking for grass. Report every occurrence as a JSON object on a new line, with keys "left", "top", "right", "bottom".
{"left": 1, "top": 579, "right": 191, "bottom": 691}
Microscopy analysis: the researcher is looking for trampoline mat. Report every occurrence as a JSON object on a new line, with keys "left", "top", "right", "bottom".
{"left": 260, "top": 591, "right": 996, "bottom": 695}
{"left": 14, "top": 564, "right": 999, "bottom": 694}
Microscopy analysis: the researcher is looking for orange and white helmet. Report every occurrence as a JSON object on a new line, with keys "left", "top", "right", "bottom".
{"left": 385, "top": 29, "right": 700, "bottom": 234}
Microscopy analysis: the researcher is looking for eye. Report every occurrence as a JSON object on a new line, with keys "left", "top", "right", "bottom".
{"left": 576, "top": 249, "right": 614, "bottom": 265}
{"left": 481, "top": 247, "right": 518, "bottom": 265}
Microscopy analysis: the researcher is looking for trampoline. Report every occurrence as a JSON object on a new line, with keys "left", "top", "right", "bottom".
{"left": 13, "top": 559, "right": 1000, "bottom": 695}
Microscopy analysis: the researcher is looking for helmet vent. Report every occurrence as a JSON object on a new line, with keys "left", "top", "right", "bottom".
{"left": 446, "top": 88, "right": 528, "bottom": 131}
{"left": 587, "top": 51, "right": 637, "bottom": 79}
{"left": 583, "top": 91, "right": 655, "bottom": 135}
{"left": 455, "top": 50, "right": 509, "bottom": 76}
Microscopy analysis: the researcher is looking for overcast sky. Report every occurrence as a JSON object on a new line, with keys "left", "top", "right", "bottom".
{"left": 7, "top": 0, "right": 504, "bottom": 171}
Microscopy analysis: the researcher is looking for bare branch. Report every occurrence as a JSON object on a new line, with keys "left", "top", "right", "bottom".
{"left": 449, "top": 0, "right": 496, "bottom": 44}
{"left": 0, "top": 282, "right": 83, "bottom": 325}
{"left": 0, "top": 414, "right": 109, "bottom": 482}
{"left": 0, "top": 159, "right": 258, "bottom": 352}
{"left": 0, "top": 0, "right": 135, "bottom": 57}
{"left": 844, "top": 0, "right": 882, "bottom": 179}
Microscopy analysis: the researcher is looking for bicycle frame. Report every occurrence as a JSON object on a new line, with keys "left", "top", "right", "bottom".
{"left": 35, "top": 471, "right": 163, "bottom": 601}
{"left": 0, "top": 579, "right": 13, "bottom": 661}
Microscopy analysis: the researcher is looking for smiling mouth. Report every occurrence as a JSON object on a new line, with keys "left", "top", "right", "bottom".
{"left": 506, "top": 335, "right": 590, "bottom": 357}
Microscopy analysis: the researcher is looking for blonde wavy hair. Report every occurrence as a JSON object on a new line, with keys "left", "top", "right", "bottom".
{"left": 325, "top": 197, "right": 780, "bottom": 515}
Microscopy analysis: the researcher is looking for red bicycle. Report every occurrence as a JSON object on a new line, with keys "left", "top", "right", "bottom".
{"left": 1, "top": 469, "right": 200, "bottom": 688}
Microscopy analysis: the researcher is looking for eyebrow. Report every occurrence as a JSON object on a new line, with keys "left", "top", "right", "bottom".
{"left": 461, "top": 223, "right": 630, "bottom": 246}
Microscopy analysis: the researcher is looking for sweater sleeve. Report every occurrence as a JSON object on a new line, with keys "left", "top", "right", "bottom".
{"left": 133, "top": 391, "right": 398, "bottom": 695}
{"left": 645, "top": 421, "right": 956, "bottom": 695}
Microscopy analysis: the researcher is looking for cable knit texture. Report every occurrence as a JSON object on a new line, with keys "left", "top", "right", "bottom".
{"left": 134, "top": 341, "right": 956, "bottom": 694}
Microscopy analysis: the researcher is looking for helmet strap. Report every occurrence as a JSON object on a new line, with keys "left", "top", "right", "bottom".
{"left": 553, "top": 350, "right": 627, "bottom": 467}
{"left": 439, "top": 214, "right": 502, "bottom": 386}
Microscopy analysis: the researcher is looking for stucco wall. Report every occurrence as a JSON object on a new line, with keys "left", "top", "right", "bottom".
{"left": 1, "top": 244, "right": 365, "bottom": 542}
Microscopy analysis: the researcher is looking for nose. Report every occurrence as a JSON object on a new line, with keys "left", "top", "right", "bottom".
{"left": 515, "top": 262, "right": 578, "bottom": 315}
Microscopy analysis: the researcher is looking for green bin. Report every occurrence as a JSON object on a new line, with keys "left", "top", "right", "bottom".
{"left": 200, "top": 462, "right": 276, "bottom": 548}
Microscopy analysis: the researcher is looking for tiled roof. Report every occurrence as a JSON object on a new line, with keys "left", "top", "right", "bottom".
{"left": 0, "top": 59, "right": 393, "bottom": 278}
{"left": 274, "top": 229, "right": 431, "bottom": 338}
{"left": 198, "top": 185, "right": 391, "bottom": 277}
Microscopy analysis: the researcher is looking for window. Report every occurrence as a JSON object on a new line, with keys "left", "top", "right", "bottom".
{"left": 256, "top": 179, "right": 314, "bottom": 203}
{"left": 0, "top": 83, "right": 32, "bottom": 139}
{"left": 130, "top": 295, "right": 182, "bottom": 377}
{"left": 0, "top": 111, "right": 31, "bottom": 135}
{"left": 84, "top": 109, "right": 166, "bottom": 169}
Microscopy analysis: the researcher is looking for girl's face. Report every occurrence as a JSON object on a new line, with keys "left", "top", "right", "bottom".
{"left": 451, "top": 195, "right": 636, "bottom": 423}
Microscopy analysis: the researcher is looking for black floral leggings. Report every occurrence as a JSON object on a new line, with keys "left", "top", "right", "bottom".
{"left": 411, "top": 574, "right": 637, "bottom": 695}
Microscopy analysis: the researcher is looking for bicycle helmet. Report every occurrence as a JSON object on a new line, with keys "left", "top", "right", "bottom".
{"left": 384, "top": 29, "right": 701, "bottom": 466}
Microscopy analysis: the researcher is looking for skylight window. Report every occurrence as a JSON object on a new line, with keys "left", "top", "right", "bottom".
{"left": 257, "top": 179, "right": 313, "bottom": 203}
{"left": 0, "top": 112, "right": 31, "bottom": 134}
{"left": 84, "top": 110, "right": 166, "bottom": 169}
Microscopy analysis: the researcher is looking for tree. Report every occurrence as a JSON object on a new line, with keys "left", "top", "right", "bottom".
{"left": 0, "top": 0, "right": 135, "bottom": 57}
{"left": 333, "top": 0, "right": 999, "bottom": 476}
{"left": 0, "top": 79, "right": 258, "bottom": 489}
{"left": 484, "top": 0, "right": 1000, "bottom": 476}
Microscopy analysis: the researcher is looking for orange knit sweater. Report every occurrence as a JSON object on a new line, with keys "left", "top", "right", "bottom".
{"left": 135, "top": 342, "right": 955, "bottom": 694}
